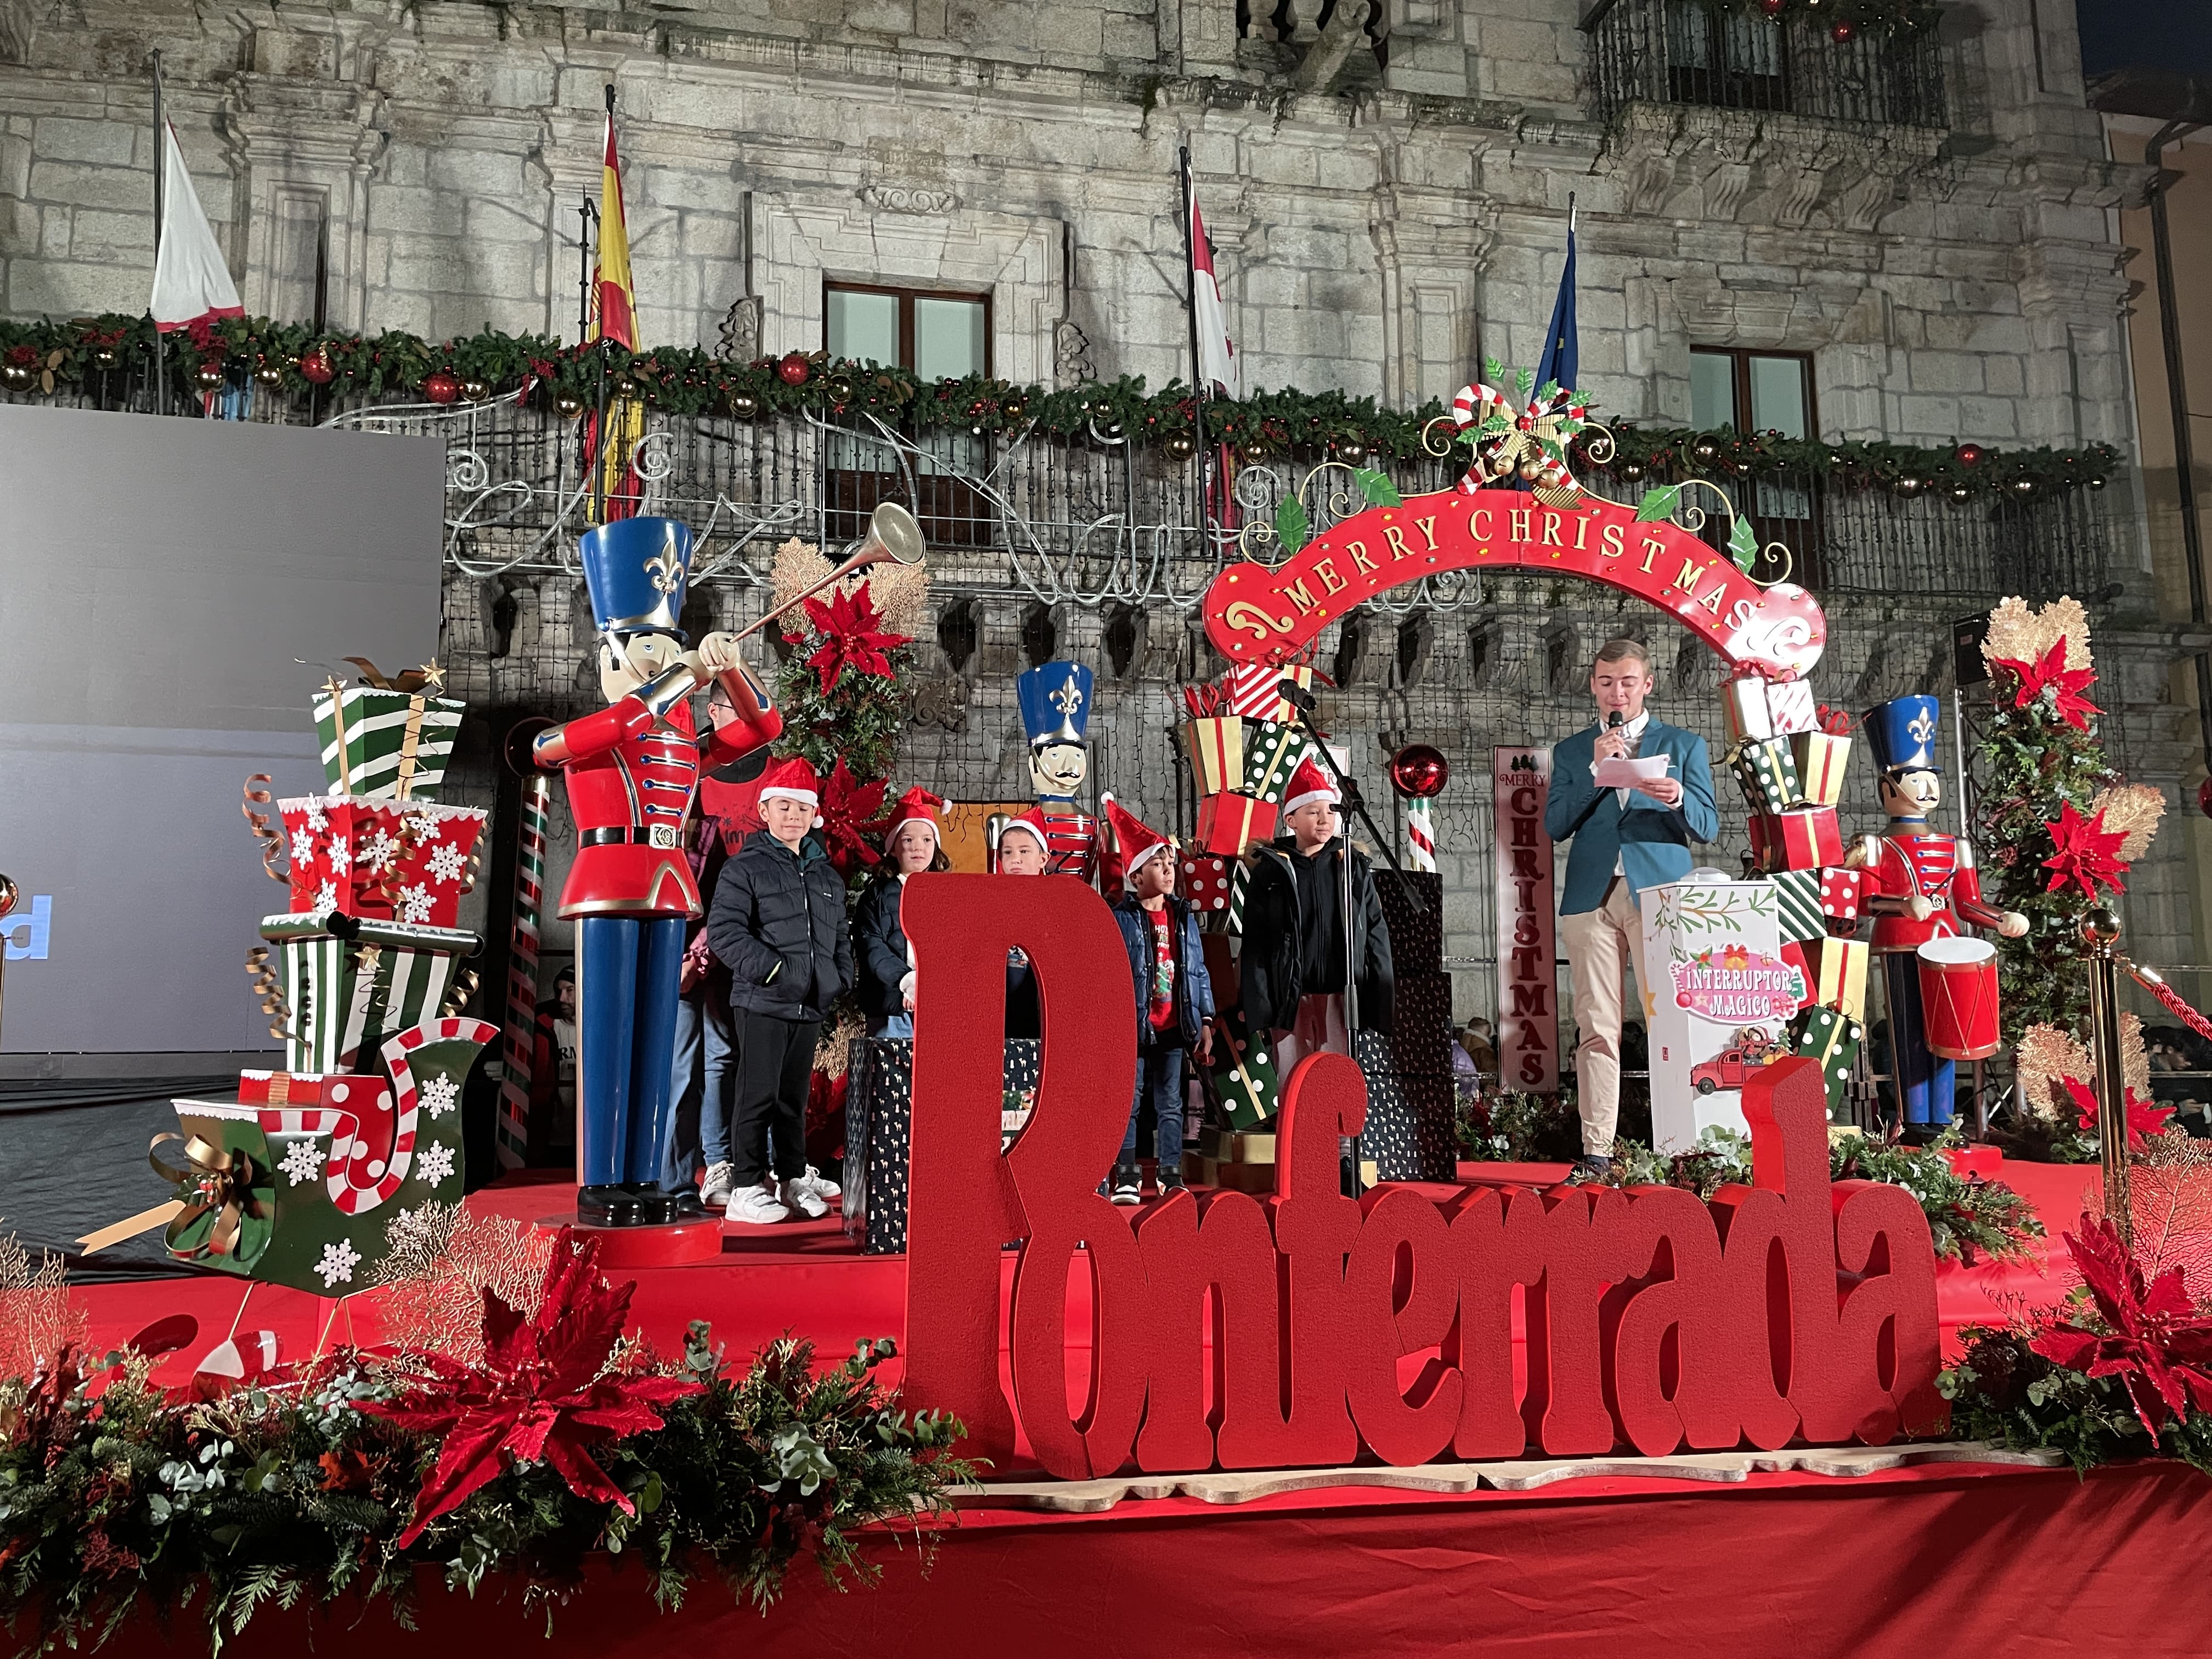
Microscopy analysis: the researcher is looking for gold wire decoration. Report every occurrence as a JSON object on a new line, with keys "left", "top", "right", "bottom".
{"left": 2090, "top": 783, "right": 2166, "bottom": 863}
{"left": 0, "top": 1224, "right": 84, "bottom": 1380}
{"left": 1983, "top": 595, "right": 2093, "bottom": 673}
{"left": 372, "top": 1201, "right": 556, "bottom": 1364}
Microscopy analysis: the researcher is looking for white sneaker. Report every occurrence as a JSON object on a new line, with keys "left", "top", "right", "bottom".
{"left": 779, "top": 1176, "right": 829, "bottom": 1220}
{"left": 788, "top": 1164, "right": 840, "bottom": 1202}
{"left": 727, "top": 1183, "right": 793, "bottom": 1224}
{"left": 701, "top": 1161, "right": 736, "bottom": 1206}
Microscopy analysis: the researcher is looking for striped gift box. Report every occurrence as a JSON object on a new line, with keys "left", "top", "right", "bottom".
{"left": 1182, "top": 716, "right": 1244, "bottom": 795}
{"left": 272, "top": 935, "right": 464, "bottom": 1074}
{"left": 1770, "top": 868, "right": 1827, "bottom": 945}
{"left": 313, "top": 685, "right": 465, "bottom": 801}
{"left": 1240, "top": 720, "right": 1308, "bottom": 808}
{"left": 1788, "top": 732, "right": 1853, "bottom": 808}
{"left": 1224, "top": 662, "right": 1312, "bottom": 723}
{"left": 1765, "top": 679, "right": 1820, "bottom": 737}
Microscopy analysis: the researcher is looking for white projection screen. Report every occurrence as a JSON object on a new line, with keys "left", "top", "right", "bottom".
{"left": 0, "top": 404, "right": 445, "bottom": 1058}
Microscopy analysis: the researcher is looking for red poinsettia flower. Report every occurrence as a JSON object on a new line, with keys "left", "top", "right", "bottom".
{"left": 2060, "top": 1075, "right": 2176, "bottom": 1152}
{"left": 2041, "top": 799, "right": 2130, "bottom": 900}
{"left": 1991, "top": 636, "right": 2101, "bottom": 730}
{"left": 815, "top": 757, "right": 890, "bottom": 877}
{"left": 2030, "top": 1212, "right": 2212, "bottom": 1435}
{"left": 359, "top": 1228, "right": 702, "bottom": 1547}
{"left": 800, "top": 583, "right": 910, "bottom": 697}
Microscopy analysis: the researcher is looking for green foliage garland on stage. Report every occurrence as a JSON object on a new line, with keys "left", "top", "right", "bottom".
{"left": 0, "top": 1230, "right": 970, "bottom": 1655}
{"left": 0, "top": 313, "right": 2119, "bottom": 501}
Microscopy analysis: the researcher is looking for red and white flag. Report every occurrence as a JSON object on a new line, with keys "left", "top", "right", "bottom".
{"left": 149, "top": 123, "right": 241, "bottom": 333}
{"left": 1188, "top": 180, "right": 1239, "bottom": 399}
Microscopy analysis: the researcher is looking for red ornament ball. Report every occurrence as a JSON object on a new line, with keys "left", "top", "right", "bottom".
{"left": 776, "top": 351, "right": 811, "bottom": 387}
{"left": 423, "top": 369, "right": 460, "bottom": 405}
{"left": 1829, "top": 21, "right": 1855, "bottom": 41}
{"left": 1759, "top": 0, "right": 1785, "bottom": 15}
{"left": 2200, "top": 778, "right": 2212, "bottom": 820}
{"left": 298, "top": 345, "right": 335, "bottom": 386}
{"left": 1389, "top": 744, "right": 1451, "bottom": 800}
{"left": 1955, "top": 441, "right": 1985, "bottom": 467}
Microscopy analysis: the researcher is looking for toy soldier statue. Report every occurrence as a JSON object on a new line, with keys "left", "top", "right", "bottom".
{"left": 1850, "top": 694, "right": 2025, "bottom": 1133}
{"left": 1016, "top": 660, "right": 1098, "bottom": 882}
{"left": 534, "top": 516, "right": 782, "bottom": 1227}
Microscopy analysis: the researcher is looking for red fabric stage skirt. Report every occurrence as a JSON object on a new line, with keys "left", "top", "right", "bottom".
{"left": 112, "top": 1461, "right": 2211, "bottom": 1658}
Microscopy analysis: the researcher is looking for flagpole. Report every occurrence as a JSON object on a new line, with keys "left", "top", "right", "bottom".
{"left": 590, "top": 82, "right": 615, "bottom": 524}
{"left": 150, "top": 50, "right": 165, "bottom": 417}
{"left": 1176, "top": 144, "right": 1214, "bottom": 550}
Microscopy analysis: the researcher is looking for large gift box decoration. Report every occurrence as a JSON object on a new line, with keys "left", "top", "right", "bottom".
{"left": 1208, "top": 1017, "right": 1282, "bottom": 1131}
{"left": 279, "top": 798, "right": 487, "bottom": 928}
{"left": 1788, "top": 730, "right": 1853, "bottom": 807}
{"left": 1240, "top": 720, "right": 1308, "bottom": 809}
{"left": 1722, "top": 676, "right": 1777, "bottom": 747}
{"left": 1194, "top": 792, "right": 1277, "bottom": 857}
{"left": 1764, "top": 679, "right": 1819, "bottom": 737}
{"left": 1748, "top": 806, "right": 1844, "bottom": 872}
{"left": 1770, "top": 868, "right": 1828, "bottom": 945}
{"left": 1798, "top": 935, "right": 1870, "bottom": 1018}
{"left": 1818, "top": 866, "right": 1865, "bottom": 928}
{"left": 313, "top": 673, "right": 465, "bottom": 801}
{"left": 1731, "top": 738, "right": 1804, "bottom": 815}
{"left": 1225, "top": 662, "right": 1313, "bottom": 724}
{"left": 1177, "top": 851, "right": 1235, "bottom": 913}
{"left": 1791, "top": 1004, "right": 1865, "bottom": 1117}
{"left": 1182, "top": 716, "right": 1244, "bottom": 795}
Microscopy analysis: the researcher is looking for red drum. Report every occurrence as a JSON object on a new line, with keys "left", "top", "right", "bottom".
{"left": 1917, "top": 936, "right": 2001, "bottom": 1060}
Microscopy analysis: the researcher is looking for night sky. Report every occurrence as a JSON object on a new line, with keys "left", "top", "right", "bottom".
{"left": 2073, "top": 0, "right": 2212, "bottom": 80}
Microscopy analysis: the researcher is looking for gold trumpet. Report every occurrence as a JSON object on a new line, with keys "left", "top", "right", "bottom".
{"left": 727, "top": 501, "right": 926, "bottom": 645}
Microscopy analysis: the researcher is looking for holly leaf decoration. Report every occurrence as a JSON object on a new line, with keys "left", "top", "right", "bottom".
{"left": 1275, "top": 494, "right": 1310, "bottom": 556}
{"left": 1726, "top": 515, "right": 1759, "bottom": 573}
{"left": 1635, "top": 484, "right": 1684, "bottom": 523}
{"left": 1514, "top": 367, "right": 1534, "bottom": 398}
{"left": 1354, "top": 466, "right": 1402, "bottom": 507}
{"left": 1482, "top": 355, "right": 1505, "bottom": 386}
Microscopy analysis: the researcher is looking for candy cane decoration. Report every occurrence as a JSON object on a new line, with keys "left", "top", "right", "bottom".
{"left": 1449, "top": 381, "right": 1588, "bottom": 499}
{"left": 1450, "top": 382, "right": 1514, "bottom": 494}
{"left": 338, "top": 1016, "right": 498, "bottom": 1216}
{"left": 1406, "top": 798, "right": 1437, "bottom": 873}
{"left": 496, "top": 770, "right": 549, "bottom": 1169}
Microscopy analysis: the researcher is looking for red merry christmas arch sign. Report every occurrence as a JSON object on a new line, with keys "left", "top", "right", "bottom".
{"left": 1200, "top": 486, "right": 1829, "bottom": 679}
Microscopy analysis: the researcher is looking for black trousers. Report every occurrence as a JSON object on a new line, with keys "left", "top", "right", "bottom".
{"left": 731, "top": 1008, "right": 819, "bottom": 1187}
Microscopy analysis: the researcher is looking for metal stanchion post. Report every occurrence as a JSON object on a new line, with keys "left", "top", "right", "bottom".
{"left": 2083, "top": 906, "right": 2131, "bottom": 1246}
{"left": 0, "top": 873, "right": 15, "bottom": 1045}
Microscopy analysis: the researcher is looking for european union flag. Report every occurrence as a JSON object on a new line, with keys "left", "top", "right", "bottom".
{"left": 1535, "top": 198, "right": 1578, "bottom": 394}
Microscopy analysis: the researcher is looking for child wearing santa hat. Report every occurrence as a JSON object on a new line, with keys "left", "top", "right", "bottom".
{"left": 854, "top": 786, "right": 948, "bottom": 1039}
{"left": 707, "top": 754, "right": 854, "bottom": 1225}
{"left": 992, "top": 808, "right": 1052, "bottom": 1039}
{"left": 1102, "top": 799, "right": 1215, "bottom": 1203}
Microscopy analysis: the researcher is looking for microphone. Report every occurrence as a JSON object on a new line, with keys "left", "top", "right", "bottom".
{"left": 1607, "top": 710, "right": 1624, "bottom": 729}
{"left": 1277, "top": 678, "right": 1318, "bottom": 715}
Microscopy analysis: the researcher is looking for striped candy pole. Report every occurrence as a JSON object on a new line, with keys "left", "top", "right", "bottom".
{"left": 1406, "top": 798, "right": 1437, "bottom": 873}
{"left": 496, "top": 770, "right": 549, "bottom": 1169}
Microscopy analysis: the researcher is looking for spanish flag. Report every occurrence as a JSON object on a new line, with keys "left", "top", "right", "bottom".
{"left": 588, "top": 102, "right": 645, "bottom": 522}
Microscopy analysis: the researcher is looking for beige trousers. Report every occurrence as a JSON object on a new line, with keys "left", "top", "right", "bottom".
{"left": 1558, "top": 877, "right": 1645, "bottom": 1157}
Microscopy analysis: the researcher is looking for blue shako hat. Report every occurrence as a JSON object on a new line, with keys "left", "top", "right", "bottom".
{"left": 1863, "top": 695, "right": 1943, "bottom": 774}
{"left": 1018, "top": 661, "right": 1093, "bottom": 749}
{"left": 579, "top": 516, "right": 693, "bottom": 639}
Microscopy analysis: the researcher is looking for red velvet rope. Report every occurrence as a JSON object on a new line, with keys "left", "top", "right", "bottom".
{"left": 2133, "top": 966, "right": 2212, "bottom": 1046}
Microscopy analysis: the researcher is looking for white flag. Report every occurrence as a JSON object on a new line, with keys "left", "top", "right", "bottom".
{"left": 150, "top": 122, "right": 241, "bottom": 332}
{"left": 1189, "top": 192, "right": 1239, "bottom": 399}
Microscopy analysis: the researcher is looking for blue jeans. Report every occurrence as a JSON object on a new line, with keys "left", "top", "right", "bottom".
{"left": 869, "top": 1012, "right": 915, "bottom": 1039}
{"left": 661, "top": 989, "right": 737, "bottom": 1193}
{"left": 1119, "top": 1041, "right": 1187, "bottom": 1164}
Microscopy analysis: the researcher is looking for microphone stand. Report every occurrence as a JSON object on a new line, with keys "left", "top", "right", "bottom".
{"left": 1276, "top": 679, "right": 1431, "bottom": 1196}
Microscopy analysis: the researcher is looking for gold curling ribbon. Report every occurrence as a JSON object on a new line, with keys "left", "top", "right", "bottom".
{"left": 241, "top": 775, "right": 290, "bottom": 884}
{"left": 440, "top": 968, "right": 479, "bottom": 1019}
{"left": 77, "top": 1133, "right": 258, "bottom": 1257}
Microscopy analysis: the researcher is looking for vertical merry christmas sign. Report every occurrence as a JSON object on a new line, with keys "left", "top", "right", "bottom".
{"left": 1493, "top": 748, "right": 1559, "bottom": 1092}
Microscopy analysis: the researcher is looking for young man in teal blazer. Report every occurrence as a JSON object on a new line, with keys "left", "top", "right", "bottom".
{"left": 1543, "top": 637, "right": 1720, "bottom": 1182}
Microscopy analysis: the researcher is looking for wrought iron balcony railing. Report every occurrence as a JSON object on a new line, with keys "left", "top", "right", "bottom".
{"left": 1583, "top": 0, "right": 1946, "bottom": 131}
{"left": 1, "top": 385, "right": 2103, "bottom": 614}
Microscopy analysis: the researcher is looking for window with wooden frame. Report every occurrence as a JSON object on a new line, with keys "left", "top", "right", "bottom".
{"left": 825, "top": 281, "right": 993, "bottom": 548}
{"left": 1689, "top": 346, "right": 1822, "bottom": 585}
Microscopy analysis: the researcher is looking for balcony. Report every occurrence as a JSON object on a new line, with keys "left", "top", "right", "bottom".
{"left": 1583, "top": 0, "right": 1946, "bottom": 132}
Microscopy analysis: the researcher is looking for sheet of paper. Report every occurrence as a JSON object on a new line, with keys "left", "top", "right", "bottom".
{"left": 1592, "top": 754, "right": 1672, "bottom": 789}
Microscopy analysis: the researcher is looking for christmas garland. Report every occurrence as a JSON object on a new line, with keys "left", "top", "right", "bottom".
{"left": 0, "top": 312, "right": 2119, "bottom": 500}
{"left": 0, "top": 1227, "right": 971, "bottom": 1654}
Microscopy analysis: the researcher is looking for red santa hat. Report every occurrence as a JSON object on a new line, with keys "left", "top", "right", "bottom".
{"left": 755, "top": 754, "right": 820, "bottom": 811}
{"left": 998, "top": 807, "right": 1051, "bottom": 858}
{"left": 1102, "top": 795, "right": 1173, "bottom": 881}
{"left": 882, "top": 786, "right": 945, "bottom": 852}
{"left": 1282, "top": 752, "right": 1340, "bottom": 818}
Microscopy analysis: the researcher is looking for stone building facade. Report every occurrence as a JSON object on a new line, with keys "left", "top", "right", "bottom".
{"left": 4, "top": 0, "right": 2200, "bottom": 1042}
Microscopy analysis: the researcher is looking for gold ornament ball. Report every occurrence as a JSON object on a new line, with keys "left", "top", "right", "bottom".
{"left": 1949, "top": 483, "right": 1972, "bottom": 502}
{"left": 555, "top": 393, "right": 584, "bottom": 418}
{"left": 459, "top": 377, "right": 490, "bottom": 402}
{"left": 1338, "top": 441, "right": 1367, "bottom": 465}
{"left": 1895, "top": 475, "right": 1924, "bottom": 496}
{"left": 195, "top": 362, "right": 227, "bottom": 391}
{"left": 92, "top": 346, "right": 118, "bottom": 368}
{"left": 255, "top": 362, "right": 285, "bottom": 387}
{"left": 1163, "top": 431, "right": 1197, "bottom": 460}
{"left": 1517, "top": 460, "right": 1541, "bottom": 481}
{"left": 729, "top": 392, "right": 760, "bottom": 420}
{"left": 1692, "top": 437, "right": 1720, "bottom": 462}
{"left": 2010, "top": 476, "right": 2038, "bottom": 496}
{"left": 1, "top": 363, "right": 31, "bottom": 390}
